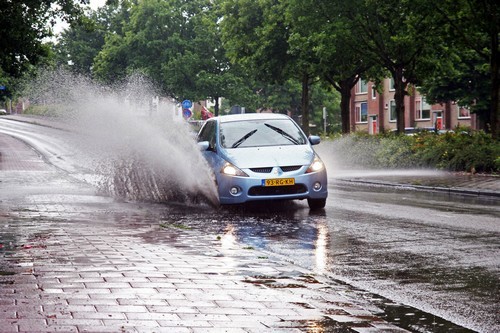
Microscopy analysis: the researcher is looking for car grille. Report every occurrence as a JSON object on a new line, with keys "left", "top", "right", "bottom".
{"left": 249, "top": 165, "right": 302, "bottom": 173}
{"left": 248, "top": 184, "right": 307, "bottom": 196}
{"left": 250, "top": 167, "right": 273, "bottom": 173}
{"left": 280, "top": 165, "right": 301, "bottom": 172}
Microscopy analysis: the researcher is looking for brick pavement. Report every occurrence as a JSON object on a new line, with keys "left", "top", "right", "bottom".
{"left": 0, "top": 132, "right": 409, "bottom": 332}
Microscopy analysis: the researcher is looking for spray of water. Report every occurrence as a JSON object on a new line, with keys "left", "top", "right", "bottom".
{"left": 24, "top": 69, "right": 219, "bottom": 206}
{"left": 316, "top": 135, "right": 446, "bottom": 179}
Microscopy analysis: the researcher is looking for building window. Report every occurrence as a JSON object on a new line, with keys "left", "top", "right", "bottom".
{"left": 355, "top": 102, "right": 368, "bottom": 123}
{"left": 356, "top": 80, "right": 368, "bottom": 94}
{"left": 389, "top": 78, "right": 395, "bottom": 91}
{"left": 389, "top": 100, "right": 396, "bottom": 122}
{"left": 371, "top": 86, "right": 377, "bottom": 99}
{"left": 415, "top": 98, "right": 431, "bottom": 120}
{"left": 458, "top": 106, "right": 471, "bottom": 119}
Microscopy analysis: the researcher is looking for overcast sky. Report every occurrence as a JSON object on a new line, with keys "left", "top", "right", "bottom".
{"left": 88, "top": 0, "right": 106, "bottom": 10}
{"left": 53, "top": 0, "right": 107, "bottom": 35}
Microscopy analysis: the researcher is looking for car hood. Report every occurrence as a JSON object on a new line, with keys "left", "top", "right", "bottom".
{"left": 222, "top": 145, "right": 314, "bottom": 168}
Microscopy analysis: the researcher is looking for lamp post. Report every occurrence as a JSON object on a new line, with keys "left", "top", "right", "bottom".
{"left": 323, "top": 107, "right": 327, "bottom": 135}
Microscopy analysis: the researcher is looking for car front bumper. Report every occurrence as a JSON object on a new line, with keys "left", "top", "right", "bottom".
{"left": 216, "top": 170, "right": 328, "bottom": 205}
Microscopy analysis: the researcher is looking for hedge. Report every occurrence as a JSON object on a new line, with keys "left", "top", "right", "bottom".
{"left": 331, "top": 129, "right": 499, "bottom": 174}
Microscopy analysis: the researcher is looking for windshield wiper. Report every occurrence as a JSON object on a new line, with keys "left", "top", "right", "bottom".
{"left": 231, "top": 129, "right": 258, "bottom": 148}
{"left": 264, "top": 123, "right": 300, "bottom": 145}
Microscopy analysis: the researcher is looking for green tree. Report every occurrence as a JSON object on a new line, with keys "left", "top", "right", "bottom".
{"left": 54, "top": 11, "right": 106, "bottom": 75}
{"left": 309, "top": 83, "right": 342, "bottom": 135}
{"left": 338, "top": 0, "right": 440, "bottom": 134}
{"left": 285, "top": 0, "right": 373, "bottom": 134}
{"left": 419, "top": 0, "right": 499, "bottom": 139}
{"left": 160, "top": 0, "right": 241, "bottom": 115}
{"left": 0, "top": 0, "right": 87, "bottom": 79}
{"left": 92, "top": 0, "right": 135, "bottom": 83}
{"left": 220, "top": 0, "right": 318, "bottom": 134}
{"left": 93, "top": 0, "right": 242, "bottom": 115}
{"left": 418, "top": 46, "right": 491, "bottom": 129}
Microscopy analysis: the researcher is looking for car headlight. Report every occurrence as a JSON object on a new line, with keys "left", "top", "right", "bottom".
{"left": 221, "top": 162, "right": 249, "bottom": 177}
{"left": 306, "top": 156, "right": 325, "bottom": 173}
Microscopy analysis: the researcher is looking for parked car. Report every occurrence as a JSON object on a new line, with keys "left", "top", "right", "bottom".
{"left": 0, "top": 109, "right": 7, "bottom": 115}
{"left": 197, "top": 113, "right": 328, "bottom": 209}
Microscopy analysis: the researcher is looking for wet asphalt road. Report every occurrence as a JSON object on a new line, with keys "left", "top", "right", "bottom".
{"left": 162, "top": 184, "right": 500, "bottom": 332}
{"left": 1, "top": 117, "right": 499, "bottom": 332}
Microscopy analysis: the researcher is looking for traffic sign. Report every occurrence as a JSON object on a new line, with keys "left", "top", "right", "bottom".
{"left": 182, "top": 109, "right": 192, "bottom": 119}
{"left": 181, "top": 100, "right": 192, "bottom": 109}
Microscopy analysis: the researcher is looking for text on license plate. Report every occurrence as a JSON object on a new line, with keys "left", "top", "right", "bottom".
{"left": 262, "top": 178, "right": 295, "bottom": 186}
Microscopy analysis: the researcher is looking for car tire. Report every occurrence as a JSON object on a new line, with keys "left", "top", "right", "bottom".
{"left": 307, "top": 198, "right": 326, "bottom": 210}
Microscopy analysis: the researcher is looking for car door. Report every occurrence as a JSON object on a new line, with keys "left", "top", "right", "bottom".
{"left": 198, "top": 119, "right": 224, "bottom": 173}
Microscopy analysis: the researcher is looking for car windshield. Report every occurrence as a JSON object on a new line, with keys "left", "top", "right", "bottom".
{"left": 219, "top": 118, "right": 307, "bottom": 148}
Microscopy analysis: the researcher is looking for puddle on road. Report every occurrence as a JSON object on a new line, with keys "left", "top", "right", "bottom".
{"left": 276, "top": 317, "right": 365, "bottom": 332}
{"left": 139, "top": 203, "right": 486, "bottom": 333}
{"left": 351, "top": 290, "right": 477, "bottom": 333}
{"left": 239, "top": 268, "right": 476, "bottom": 332}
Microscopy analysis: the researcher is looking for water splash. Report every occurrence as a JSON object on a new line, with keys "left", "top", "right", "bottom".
{"left": 24, "top": 69, "right": 219, "bottom": 206}
{"left": 316, "top": 135, "right": 446, "bottom": 179}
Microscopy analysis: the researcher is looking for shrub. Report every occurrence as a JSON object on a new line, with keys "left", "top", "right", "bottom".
{"left": 23, "top": 104, "right": 61, "bottom": 116}
{"left": 410, "top": 130, "right": 499, "bottom": 173}
{"left": 331, "top": 129, "right": 499, "bottom": 173}
{"left": 23, "top": 105, "right": 49, "bottom": 115}
{"left": 374, "top": 135, "right": 418, "bottom": 168}
{"left": 329, "top": 132, "right": 382, "bottom": 169}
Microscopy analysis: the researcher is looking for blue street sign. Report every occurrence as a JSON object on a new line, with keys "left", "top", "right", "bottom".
{"left": 0, "top": 86, "right": 6, "bottom": 90}
{"left": 183, "top": 109, "right": 192, "bottom": 119}
{"left": 181, "top": 100, "right": 192, "bottom": 109}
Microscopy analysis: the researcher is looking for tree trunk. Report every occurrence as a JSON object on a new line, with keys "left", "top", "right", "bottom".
{"left": 301, "top": 73, "right": 310, "bottom": 136}
{"left": 340, "top": 82, "right": 352, "bottom": 134}
{"left": 490, "top": 25, "right": 499, "bottom": 140}
{"left": 393, "top": 68, "right": 407, "bottom": 134}
{"left": 324, "top": 75, "right": 358, "bottom": 135}
{"left": 214, "top": 97, "right": 220, "bottom": 116}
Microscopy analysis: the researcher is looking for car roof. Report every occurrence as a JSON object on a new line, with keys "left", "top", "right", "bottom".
{"left": 217, "top": 113, "right": 290, "bottom": 123}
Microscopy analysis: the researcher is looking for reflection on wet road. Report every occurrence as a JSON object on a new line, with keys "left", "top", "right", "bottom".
{"left": 162, "top": 185, "right": 499, "bottom": 333}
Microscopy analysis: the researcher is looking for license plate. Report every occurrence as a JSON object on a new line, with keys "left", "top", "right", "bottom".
{"left": 262, "top": 178, "right": 295, "bottom": 186}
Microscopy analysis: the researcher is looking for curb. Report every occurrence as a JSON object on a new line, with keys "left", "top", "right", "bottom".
{"left": 1, "top": 114, "right": 72, "bottom": 131}
{"left": 339, "top": 178, "right": 500, "bottom": 198}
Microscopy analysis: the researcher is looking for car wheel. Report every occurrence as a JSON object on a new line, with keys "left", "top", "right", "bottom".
{"left": 307, "top": 198, "right": 326, "bottom": 210}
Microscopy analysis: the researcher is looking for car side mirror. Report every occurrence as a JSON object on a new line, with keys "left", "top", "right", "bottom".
{"left": 308, "top": 135, "right": 321, "bottom": 145}
{"left": 198, "top": 141, "right": 210, "bottom": 151}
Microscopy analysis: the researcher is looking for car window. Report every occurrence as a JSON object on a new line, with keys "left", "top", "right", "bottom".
{"left": 198, "top": 120, "right": 217, "bottom": 149}
{"left": 219, "top": 119, "right": 307, "bottom": 148}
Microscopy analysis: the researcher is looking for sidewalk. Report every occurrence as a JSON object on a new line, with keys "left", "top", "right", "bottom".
{"left": 337, "top": 170, "right": 500, "bottom": 198}
{"left": 0, "top": 126, "right": 409, "bottom": 332}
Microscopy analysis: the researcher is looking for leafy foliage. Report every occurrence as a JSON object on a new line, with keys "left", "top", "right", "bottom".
{"left": 411, "top": 130, "right": 499, "bottom": 172}
{"left": 90, "top": 0, "right": 247, "bottom": 114}
{"left": 0, "top": 0, "right": 87, "bottom": 78}
{"left": 54, "top": 10, "right": 107, "bottom": 76}
{"left": 335, "top": 129, "right": 499, "bottom": 173}
{"left": 2, "top": 0, "right": 498, "bottom": 139}
{"left": 415, "top": 0, "right": 498, "bottom": 133}
{"left": 284, "top": 0, "right": 372, "bottom": 134}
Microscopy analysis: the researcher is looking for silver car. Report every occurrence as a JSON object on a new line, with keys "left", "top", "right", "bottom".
{"left": 197, "top": 113, "right": 328, "bottom": 209}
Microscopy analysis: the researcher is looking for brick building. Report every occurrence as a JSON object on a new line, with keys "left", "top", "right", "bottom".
{"left": 351, "top": 78, "right": 478, "bottom": 134}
